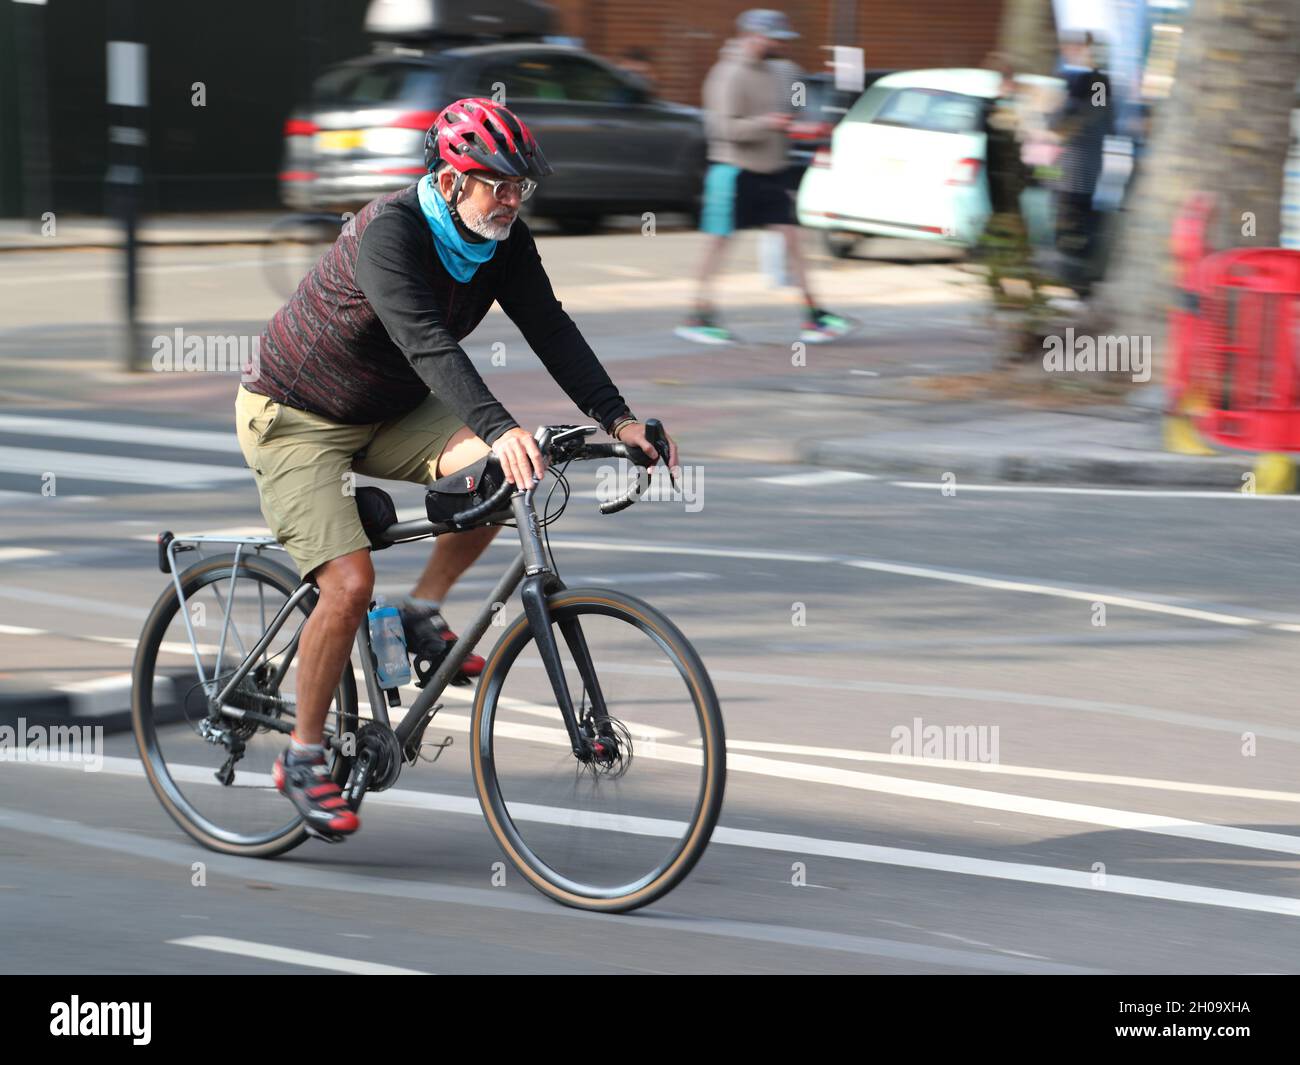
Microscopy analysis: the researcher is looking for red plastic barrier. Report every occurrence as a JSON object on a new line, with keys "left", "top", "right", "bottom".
{"left": 1166, "top": 193, "right": 1300, "bottom": 453}
{"left": 1192, "top": 249, "right": 1300, "bottom": 452}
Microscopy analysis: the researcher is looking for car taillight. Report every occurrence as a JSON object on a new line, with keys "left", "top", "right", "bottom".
{"left": 946, "top": 157, "right": 982, "bottom": 185}
{"left": 811, "top": 148, "right": 832, "bottom": 169}
{"left": 389, "top": 110, "right": 439, "bottom": 131}
{"left": 284, "top": 118, "right": 318, "bottom": 137}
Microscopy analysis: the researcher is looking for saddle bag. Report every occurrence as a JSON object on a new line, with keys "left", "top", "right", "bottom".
{"left": 425, "top": 454, "right": 507, "bottom": 526}
{"left": 354, "top": 485, "right": 399, "bottom": 550}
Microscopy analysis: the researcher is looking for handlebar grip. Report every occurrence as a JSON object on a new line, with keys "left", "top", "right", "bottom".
{"left": 451, "top": 478, "right": 514, "bottom": 527}
{"left": 597, "top": 428, "right": 663, "bottom": 515}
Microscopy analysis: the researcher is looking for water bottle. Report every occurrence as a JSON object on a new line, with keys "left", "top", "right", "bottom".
{"left": 367, "top": 599, "right": 411, "bottom": 689}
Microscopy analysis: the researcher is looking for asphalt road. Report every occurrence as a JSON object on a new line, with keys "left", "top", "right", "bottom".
{"left": 2, "top": 235, "right": 1299, "bottom": 974}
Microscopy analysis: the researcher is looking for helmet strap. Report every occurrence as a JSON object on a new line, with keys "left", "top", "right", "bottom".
{"left": 443, "top": 168, "right": 488, "bottom": 243}
{"left": 448, "top": 170, "right": 467, "bottom": 219}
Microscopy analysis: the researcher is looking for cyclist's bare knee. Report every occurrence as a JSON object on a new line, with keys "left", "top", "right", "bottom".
{"left": 436, "top": 426, "right": 491, "bottom": 478}
{"left": 312, "top": 550, "right": 374, "bottom": 617}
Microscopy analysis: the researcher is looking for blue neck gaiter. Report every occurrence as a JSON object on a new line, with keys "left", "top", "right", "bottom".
{"left": 417, "top": 173, "right": 498, "bottom": 282}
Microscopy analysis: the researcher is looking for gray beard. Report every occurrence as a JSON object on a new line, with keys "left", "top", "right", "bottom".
{"left": 457, "top": 196, "right": 514, "bottom": 241}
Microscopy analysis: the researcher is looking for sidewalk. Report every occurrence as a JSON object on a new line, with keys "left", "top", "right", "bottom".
{"left": 0, "top": 210, "right": 702, "bottom": 252}
{"left": 797, "top": 403, "right": 1252, "bottom": 489}
{"left": 0, "top": 213, "right": 285, "bottom": 251}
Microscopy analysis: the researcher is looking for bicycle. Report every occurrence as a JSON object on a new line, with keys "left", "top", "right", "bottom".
{"left": 131, "top": 420, "right": 726, "bottom": 912}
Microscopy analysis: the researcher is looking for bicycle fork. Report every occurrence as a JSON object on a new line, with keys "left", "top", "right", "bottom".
{"left": 513, "top": 491, "right": 611, "bottom": 761}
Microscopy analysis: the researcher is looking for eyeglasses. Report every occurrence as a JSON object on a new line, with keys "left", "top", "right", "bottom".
{"left": 469, "top": 173, "right": 538, "bottom": 203}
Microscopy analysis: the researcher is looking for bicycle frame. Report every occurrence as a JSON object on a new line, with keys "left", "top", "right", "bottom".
{"left": 164, "top": 482, "right": 610, "bottom": 776}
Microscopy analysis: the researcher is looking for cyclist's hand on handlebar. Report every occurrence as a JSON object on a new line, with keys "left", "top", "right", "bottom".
{"left": 615, "top": 420, "right": 679, "bottom": 478}
{"left": 491, "top": 427, "right": 546, "bottom": 488}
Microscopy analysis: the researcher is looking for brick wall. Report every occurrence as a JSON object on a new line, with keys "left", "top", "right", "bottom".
{"left": 550, "top": 0, "right": 1006, "bottom": 104}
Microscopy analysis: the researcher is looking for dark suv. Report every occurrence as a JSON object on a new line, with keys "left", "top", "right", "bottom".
{"left": 281, "top": 44, "right": 707, "bottom": 231}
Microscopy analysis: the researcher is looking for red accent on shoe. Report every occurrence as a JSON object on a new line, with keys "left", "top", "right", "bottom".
{"left": 441, "top": 628, "right": 485, "bottom": 676}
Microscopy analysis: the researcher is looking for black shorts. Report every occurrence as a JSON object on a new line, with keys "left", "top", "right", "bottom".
{"left": 701, "top": 163, "right": 796, "bottom": 235}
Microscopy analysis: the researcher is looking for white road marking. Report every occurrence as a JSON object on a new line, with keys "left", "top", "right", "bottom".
{"left": 515, "top": 538, "right": 1282, "bottom": 631}
{"left": 849, "top": 369, "right": 879, "bottom": 376}
{"left": 891, "top": 481, "right": 1282, "bottom": 499}
{"left": 757, "top": 470, "right": 876, "bottom": 486}
{"left": 719, "top": 739, "right": 1300, "bottom": 803}
{"left": 0, "top": 446, "right": 249, "bottom": 488}
{"left": 0, "top": 548, "right": 53, "bottom": 563}
{"left": 0, "top": 414, "right": 240, "bottom": 453}
{"left": 61, "top": 742, "right": 1300, "bottom": 861}
{"left": 168, "top": 935, "right": 427, "bottom": 975}
{"left": 839, "top": 558, "right": 1262, "bottom": 627}
{"left": 0, "top": 489, "right": 100, "bottom": 505}
{"left": 0, "top": 623, "right": 45, "bottom": 636}
{"left": 0, "top": 804, "right": 1103, "bottom": 972}
{"left": 11, "top": 763, "right": 1300, "bottom": 921}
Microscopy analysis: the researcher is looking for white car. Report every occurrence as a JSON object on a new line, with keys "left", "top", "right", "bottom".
{"left": 797, "top": 68, "right": 1062, "bottom": 256}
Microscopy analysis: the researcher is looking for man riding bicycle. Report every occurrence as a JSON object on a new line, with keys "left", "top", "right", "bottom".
{"left": 234, "top": 98, "right": 677, "bottom": 841}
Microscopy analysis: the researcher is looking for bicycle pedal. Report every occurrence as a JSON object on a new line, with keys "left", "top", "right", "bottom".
{"left": 303, "top": 823, "right": 349, "bottom": 844}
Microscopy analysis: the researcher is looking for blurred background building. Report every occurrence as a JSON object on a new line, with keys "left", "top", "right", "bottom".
{"left": 0, "top": 0, "right": 1005, "bottom": 216}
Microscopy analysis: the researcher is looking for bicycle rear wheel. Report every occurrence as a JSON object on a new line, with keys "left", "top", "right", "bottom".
{"left": 471, "top": 588, "right": 726, "bottom": 912}
{"left": 131, "top": 552, "right": 358, "bottom": 857}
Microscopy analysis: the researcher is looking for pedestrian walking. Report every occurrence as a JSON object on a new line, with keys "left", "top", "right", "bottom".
{"left": 675, "top": 9, "right": 857, "bottom": 345}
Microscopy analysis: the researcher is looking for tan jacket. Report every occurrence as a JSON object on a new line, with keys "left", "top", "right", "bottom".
{"left": 702, "top": 38, "right": 788, "bottom": 174}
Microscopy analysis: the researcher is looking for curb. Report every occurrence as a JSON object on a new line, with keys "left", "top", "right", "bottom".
{"left": 0, "top": 668, "right": 194, "bottom": 737}
{"left": 799, "top": 439, "right": 1255, "bottom": 489}
{"left": 0, "top": 235, "right": 280, "bottom": 253}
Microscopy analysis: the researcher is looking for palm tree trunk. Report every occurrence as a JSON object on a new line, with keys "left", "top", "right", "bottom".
{"left": 1091, "top": 0, "right": 1300, "bottom": 373}
{"left": 996, "top": 0, "right": 1058, "bottom": 76}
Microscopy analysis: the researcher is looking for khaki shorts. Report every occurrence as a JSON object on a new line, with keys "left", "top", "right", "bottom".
{"left": 234, "top": 384, "right": 467, "bottom": 579}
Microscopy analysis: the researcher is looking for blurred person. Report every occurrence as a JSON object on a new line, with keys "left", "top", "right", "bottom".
{"left": 977, "top": 54, "right": 1039, "bottom": 305}
{"left": 235, "top": 98, "right": 677, "bottom": 840}
{"left": 1050, "top": 30, "right": 1115, "bottom": 296}
{"left": 675, "top": 9, "right": 856, "bottom": 345}
{"left": 759, "top": 46, "right": 805, "bottom": 287}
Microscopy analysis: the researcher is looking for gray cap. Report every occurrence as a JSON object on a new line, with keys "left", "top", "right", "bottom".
{"left": 737, "top": 9, "right": 799, "bottom": 40}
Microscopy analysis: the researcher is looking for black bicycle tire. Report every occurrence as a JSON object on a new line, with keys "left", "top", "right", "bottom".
{"left": 470, "top": 587, "right": 726, "bottom": 912}
{"left": 131, "top": 552, "right": 358, "bottom": 858}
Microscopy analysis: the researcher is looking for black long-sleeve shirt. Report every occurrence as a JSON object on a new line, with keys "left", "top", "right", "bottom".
{"left": 246, "top": 184, "right": 631, "bottom": 443}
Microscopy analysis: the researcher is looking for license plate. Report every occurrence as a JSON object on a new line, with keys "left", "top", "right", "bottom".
{"left": 316, "top": 129, "right": 363, "bottom": 152}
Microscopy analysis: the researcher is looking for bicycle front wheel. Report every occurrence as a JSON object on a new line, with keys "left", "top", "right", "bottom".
{"left": 471, "top": 588, "right": 726, "bottom": 912}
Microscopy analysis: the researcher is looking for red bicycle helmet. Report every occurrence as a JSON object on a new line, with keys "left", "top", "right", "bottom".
{"left": 424, "top": 97, "right": 553, "bottom": 179}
